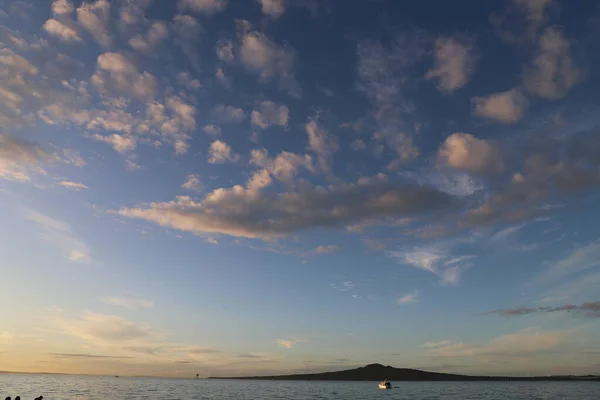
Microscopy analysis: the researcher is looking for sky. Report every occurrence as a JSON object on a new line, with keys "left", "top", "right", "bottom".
{"left": 1, "top": 0, "right": 600, "bottom": 378}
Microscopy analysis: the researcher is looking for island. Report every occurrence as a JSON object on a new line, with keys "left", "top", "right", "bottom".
{"left": 209, "top": 363, "right": 600, "bottom": 381}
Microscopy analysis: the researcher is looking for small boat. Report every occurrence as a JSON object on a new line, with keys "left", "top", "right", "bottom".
{"left": 378, "top": 379, "right": 392, "bottom": 389}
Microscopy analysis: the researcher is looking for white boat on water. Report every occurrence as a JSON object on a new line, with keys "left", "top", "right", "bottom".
{"left": 378, "top": 380, "right": 392, "bottom": 389}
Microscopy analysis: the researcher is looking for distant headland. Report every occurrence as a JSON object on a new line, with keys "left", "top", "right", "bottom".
{"left": 209, "top": 363, "right": 600, "bottom": 381}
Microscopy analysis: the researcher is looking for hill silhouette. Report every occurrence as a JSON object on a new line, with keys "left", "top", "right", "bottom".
{"left": 209, "top": 363, "right": 600, "bottom": 381}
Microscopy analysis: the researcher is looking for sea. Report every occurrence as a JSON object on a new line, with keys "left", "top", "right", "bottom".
{"left": 1, "top": 374, "right": 599, "bottom": 399}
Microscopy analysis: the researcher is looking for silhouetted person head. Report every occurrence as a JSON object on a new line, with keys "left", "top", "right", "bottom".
{"left": 15, "top": 397, "right": 20, "bottom": 400}
{"left": 5, "top": 396, "right": 11, "bottom": 400}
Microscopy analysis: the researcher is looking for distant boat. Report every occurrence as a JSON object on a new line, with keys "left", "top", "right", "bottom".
{"left": 378, "top": 379, "right": 392, "bottom": 389}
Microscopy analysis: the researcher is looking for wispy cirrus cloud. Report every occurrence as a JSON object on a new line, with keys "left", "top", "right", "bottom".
{"left": 275, "top": 337, "right": 304, "bottom": 349}
{"left": 475, "top": 301, "right": 600, "bottom": 318}
{"left": 49, "top": 353, "right": 133, "bottom": 359}
{"left": 58, "top": 181, "right": 88, "bottom": 191}
{"left": 306, "top": 245, "right": 339, "bottom": 256}
{"left": 102, "top": 296, "right": 154, "bottom": 310}
{"left": 389, "top": 240, "right": 475, "bottom": 285}
{"left": 534, "top": 240, "right": 600, "bottom": 287}
{"left": 425, "top": 327, "right": 568, "bottom": 359}
{"left": 397, "top": 289, "right": 419, "bottom": 305}
{"left": 24, "top": 209, "right": 93, "bottom": 264}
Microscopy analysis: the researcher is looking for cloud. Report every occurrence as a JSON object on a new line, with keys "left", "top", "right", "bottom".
{"left": 216, "top": 39, "right": 234, "bottom": 62}
{"left": 92, "top": 52, "right": 158, "bottom": 100}
{"left": 0, "top": 134, "right": 50, "bottom": 182}
{"left": 91, "top": 133, "right": 136, "bottom": 154}
{"left": 513, "top": 0, "right": 553, "bottom": 23}
{"left": 425, "top": 328, "right": 566, "bottom": 359}
{"left": 102, "top": 296, "right": 154, "bottom": 310}
{"left": 182, "top": 174, "right": 203, "bottom": 192}
{"left": 492, "top": 0, "right": 554, "bottom": 44}
{"left": 172, "top": 14, "right": 203, "bottom": 72}
{"left": 351, "top": 140, "right": 367, "bottom": 151}
{"left": 397, "top": 289, "right": 419, "bottom": 305}
{"left": 308, "top": 245, "right": 339, "bottom": 255}
{"left": 58, "top": 312, "right": 160, "bottom": 346}
{"left": 178, "top": 0, "right": 228, "bottom": 14}
{"left": 390, "top": 241, "right": 475, "bottom": 285}
{"left": 394, "top": 247, "right": 442, "bottom": 274}
{"left": 251, "top": 101, "right": 289, "bottom": 129}
{"left": 257, "top": 0, "right": 285, "bottom": 18}
{"left": 438, "top": 133, "right": 504, "bottom": 174}
{"left": 117, "top": 174, "right": 452, "bottom": 239}
{"left": 216, "top": 67, "right": 232, "bottom": 89}
{"left": 472, "top": 89, "right": 528, "bottom": 123}
{"left": 117, "top": 0, "right": 153, "bottom": 29}
{"left": 176, "top": 72, "right": 201, "bottom": 91}
{"left": 237, "top": 353, "right": 263, "bottom": 359}
{"left": 476, "top": 301, "right": 600, "bottom": 318}
{"left": 49, "top": 353, "right": 133, "bottom": 359}
{"left": 129, "top": 21, "right": 169, "bottom": 53}
{"left": 250, "top": 149, "right": 314, "bottom": 182}
{"left": 24, "top": 209, "right": 92, "bottom": 264}
{"left": 275, "top": 338, "right": 303, "bottom": 349}
{"left": 166, "top": 96, "right": 196, "bottom": 131}
{"left": 208, "top": 140, "right": 240, "bottom": 164}
{"left": 52, "top": 0, "right": 75, "bottom": 15}
{"left": 76, "top": 0, "right": 112, "bottom": 48}
{"left": 43, "top": 19, "right": 82, "bottom": 42}
{"left": 305, "top": 120, "right": 338, "bottom": 174}
{"left": 523, "top": 27, "right": 584, "bottom": 100}
{"left": 461, "top": 148, "right": 600, "bottom": 228}
{"left": 58, "top": 181, "right": 88, "bottom": 191}
{"left": 62, "top": 149, "right": 86, "bottom": 167}
{"left": 356, "top": 35, "right": 423, "bottom": 162}
{"left": 425, "top": 37, "right": 475, "bottom": 92}
{"left": 534, "top": 240, "right": 600, "bottom": 287}
{"left": 238, "top": 23, "right": 301, "bottom": 96}
{"left": 202, "top": 124, "right": 221, "bottom": 136}
{"left": 211, "top": 105, "right": 246, "bottom": 124}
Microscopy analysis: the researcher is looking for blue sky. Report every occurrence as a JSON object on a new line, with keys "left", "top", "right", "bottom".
{"left": 1, "top": 0, "right": 600, "bottom": 378}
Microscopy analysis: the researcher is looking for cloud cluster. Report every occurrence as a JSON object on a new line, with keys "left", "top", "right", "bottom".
{"left": 118, "top": 174, "right": 452, "bottom": 239}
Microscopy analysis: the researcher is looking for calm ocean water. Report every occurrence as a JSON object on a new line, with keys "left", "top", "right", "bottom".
{"left": 1, "top": 374, "right": 599, "bottom": 399}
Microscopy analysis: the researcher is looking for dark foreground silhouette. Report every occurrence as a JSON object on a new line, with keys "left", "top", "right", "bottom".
{"left": 209, "top": 363, "right": 600, "bottom": 381}
{"left": 4, "top": 397, "right": 43, "bottom": 400}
